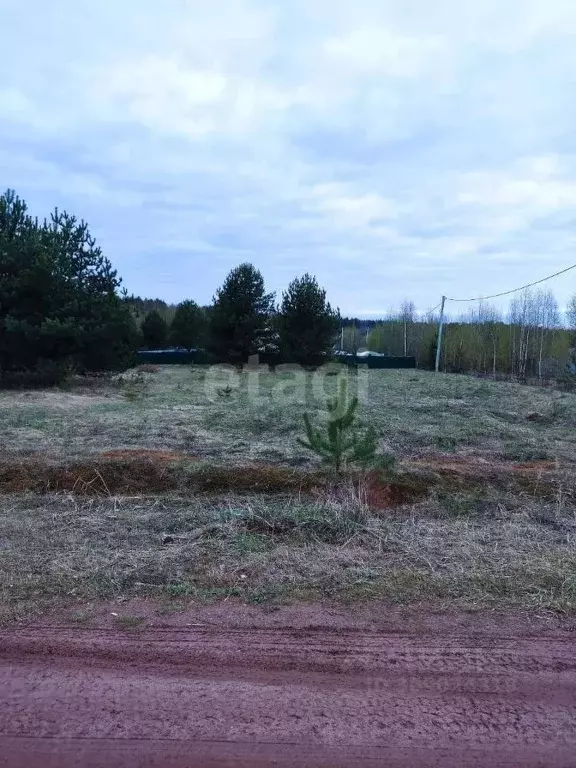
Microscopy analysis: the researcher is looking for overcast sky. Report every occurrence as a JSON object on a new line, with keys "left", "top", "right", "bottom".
{"left": 2, "top": 0, "right": 576, "bottom": 316}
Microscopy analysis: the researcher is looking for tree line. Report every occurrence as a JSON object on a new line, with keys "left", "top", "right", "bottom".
{"left": 132, "top": 262, "right": 340, "bottom": 366}
{"left": 0, "top": 190, "right": 339, "bottom": 384}
{"left": 138, "top": 279, "right": 576, "bottom": 381}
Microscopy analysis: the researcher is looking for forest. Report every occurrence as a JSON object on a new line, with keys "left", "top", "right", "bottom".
{"left": 333, "top": 293, "right": 575, "bottom": 380}
{"left": 133, "top": 289, "right": 576, "bottom": 381}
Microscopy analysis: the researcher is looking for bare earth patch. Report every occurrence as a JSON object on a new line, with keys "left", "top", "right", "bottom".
{"left": 0, "top": 456, "right": 327, "bottom": 496}
{"left": 0, "top": 451, "right": 566, "bottom": 503}
{"left": 100, "top": 449, "right": 197, "bottom": 462}
{"left": 5, "top": 389, "right": 122, "bottom": 407}
{"left": 408, "top": 454, "right": 561, "bottom": 475}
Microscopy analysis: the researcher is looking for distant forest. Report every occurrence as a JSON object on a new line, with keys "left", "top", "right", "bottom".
{"left": 128, "top": 289, "right": 576, "bottom": 380}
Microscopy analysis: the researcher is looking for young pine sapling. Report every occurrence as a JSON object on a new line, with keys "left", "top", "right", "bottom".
{"left": 298, "top": 377, "right": 393, "bottom": 473}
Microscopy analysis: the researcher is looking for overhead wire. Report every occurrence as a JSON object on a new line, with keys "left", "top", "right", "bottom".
{"left": 445, "top": 262, "right": 576, "bottom": 303}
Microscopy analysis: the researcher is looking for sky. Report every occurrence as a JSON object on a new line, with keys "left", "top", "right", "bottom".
{"left": 2, "top": 0, "right": 576, "bottom": 317}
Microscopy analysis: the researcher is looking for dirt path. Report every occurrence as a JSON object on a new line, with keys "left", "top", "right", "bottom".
{"left": 1, "top": 605, "right": 575, "bottom": 767}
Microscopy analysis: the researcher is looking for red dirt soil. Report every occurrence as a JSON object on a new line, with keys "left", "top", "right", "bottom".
{"left": 1, "top": 603, "right": 575, "bottom": 767}
{"left": 408, "top": 455, "right": 559, "bottom": 476}
{"left": 364, "top": 478, "right": 423, "bottom": 509}
{"left": 100, "top": 449, "right": 196, "bottom": 462}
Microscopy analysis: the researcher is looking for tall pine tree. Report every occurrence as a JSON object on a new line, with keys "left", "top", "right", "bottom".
{"left": 277, "top": 274, "right": 339, "bottom": 365}
{"left": 141, "top": 310, "right": 168, "bottom": 349}
{"left": 0, "top": 189, "right": 138, "bottom": 383}
{"left": 170, "top": 300, "right": 206, "bottom": 350}
{"left": 209, "top": 263, "right": 275, "bottom": 362}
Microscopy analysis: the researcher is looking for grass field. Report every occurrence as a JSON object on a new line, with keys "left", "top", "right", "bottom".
{"left": 1, "top": 364, "right": 576, "bottom": 622}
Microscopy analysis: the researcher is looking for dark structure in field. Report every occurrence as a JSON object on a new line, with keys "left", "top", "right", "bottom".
{"left": 136, "top": 349, "right": 416, "bottom": 369}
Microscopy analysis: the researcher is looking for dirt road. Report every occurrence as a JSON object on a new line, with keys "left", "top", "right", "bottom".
{"left": 1, "top": 605, "right": 575, "bottom": 767}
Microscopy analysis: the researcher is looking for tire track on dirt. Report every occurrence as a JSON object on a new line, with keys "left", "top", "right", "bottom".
{"left": 1, "top": 621, "right": 575, "bottom": 767}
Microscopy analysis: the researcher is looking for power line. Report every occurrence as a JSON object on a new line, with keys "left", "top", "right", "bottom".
{"left": 446, "top": 261, "right": 576, "bottom": 303}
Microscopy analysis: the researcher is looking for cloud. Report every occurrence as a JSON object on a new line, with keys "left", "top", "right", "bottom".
{"left": 1, "top": 0, "right": 576, "bottom": 315}
{"left": 459, "top": 175, "right": 576, "bottom": 210}
{"left": 308, "top": 184, "right": 400, "bottom": 226}
{"left": 322, "top": 26, "right": 442, "bottom": 77}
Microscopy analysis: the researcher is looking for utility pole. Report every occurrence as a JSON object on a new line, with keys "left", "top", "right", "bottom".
{"left": 403, "top": 320, "right": 407, "bottom": 357}
{"left": 435, "top": 296, "right": 446, "bottom": 373}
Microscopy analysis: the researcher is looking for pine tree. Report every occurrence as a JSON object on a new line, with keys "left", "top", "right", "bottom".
{"left": 141, "top": 310, "right": 168, "bottom": 349}
{"left": 0, "top": 189, "right": 138, "bottom": 383}
{"left": 277, "top": 274, "right": 339, "bottom": 365}
{"left": 170, "top": 300, "right": 206, "bottom": 350}
{"left": 298, "top": 378, "right": 389, "bottom": 472}
{"left": 209, "top": 263, "right": 275, "bottom": 362}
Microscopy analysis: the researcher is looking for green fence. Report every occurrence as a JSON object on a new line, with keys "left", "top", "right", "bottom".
{"left": 345, "top": 355, "right": 416, "bottom": 369}
{"left": 136, "top": 350, "right": 214, "bottom": 365}
{"left": 136, "top": 350, "right": 417, "bottom": 369}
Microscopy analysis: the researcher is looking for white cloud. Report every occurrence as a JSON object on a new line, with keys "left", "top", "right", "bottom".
{"left": 112, "top": 58, "right": 228, "bottom": 106}
{"left": 522, "top": 155, "right": 563, "bottom": 178}
{"left": 323, "top": 26, "right": 442, "bottom": 77}
{"left": 99, "top": 58, "right": 229, "bottom": 137}
{"left": 309, "top": 184, "right": 399, "bottom": 226}
{"left": 458, "top": 164, "right": 576, "bottom": 210}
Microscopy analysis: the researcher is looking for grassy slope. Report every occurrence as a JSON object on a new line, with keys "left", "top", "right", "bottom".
{"left": 1, "top": 366, "right": 575, "bottom": 622}
{"left": 1, "top": 365, "right": 576, "bottom": 463}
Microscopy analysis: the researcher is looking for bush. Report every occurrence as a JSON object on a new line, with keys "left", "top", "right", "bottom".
{"left": 0, "top": 359, "right": 73, "bottom": 389}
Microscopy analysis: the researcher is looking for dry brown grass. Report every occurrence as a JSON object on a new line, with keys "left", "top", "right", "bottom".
{"left": 0, "top": 452, "right": 566, "bottom": 507}
{"left": 0, "top": 457, "right": 328, "bottom": 496}
{"left": 1, "top": 489, "right": 575, "bottom": 624}
{"left": 1, "top": 366, "right": 576, "bottom": 622}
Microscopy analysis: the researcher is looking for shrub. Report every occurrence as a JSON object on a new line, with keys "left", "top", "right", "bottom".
{"left": 0, "top": 359, "right": 73, "bottom": 389}
{"left": 556, "top": 365, "right": 576, "bottom": 392}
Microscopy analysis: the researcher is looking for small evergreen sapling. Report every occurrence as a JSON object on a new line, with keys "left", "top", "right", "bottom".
{"left": 298, "top": 378, "right": 387, "bottom": 472}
